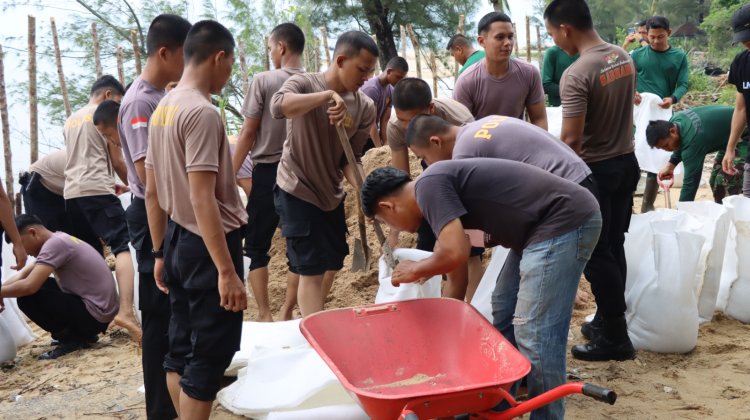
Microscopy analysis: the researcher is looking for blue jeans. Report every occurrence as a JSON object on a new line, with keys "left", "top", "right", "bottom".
{"left": 491, "top": 213, "right": 602, "bottom": 420}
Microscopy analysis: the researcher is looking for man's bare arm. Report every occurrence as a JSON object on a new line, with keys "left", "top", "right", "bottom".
{"left": 560, "top": 114, "right": 586, "bottom": 155}
{"left": 233, "top": 117, "right": 260, "bottom": 175}
{"left": 527, "top": 101, "right": 548, "bottom": 131}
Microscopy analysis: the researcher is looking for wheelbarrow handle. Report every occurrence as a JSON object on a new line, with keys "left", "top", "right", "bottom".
{"left": 582, "top": 383, "right": 617, "bottom": 405}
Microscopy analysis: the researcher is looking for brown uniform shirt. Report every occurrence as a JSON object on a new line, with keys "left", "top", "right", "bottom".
{"left": 30, "top": 148, "right": 67, "bottom": 196}
{"left": 145, "top": 87, "right": 247, "bottom": 235}
{"left": 270, "top": 72, "right": 375, "bottom": 211}
{"left": 63, "top": 104, "right": 115, "bottom": 199}
{"left": 560, "top": 43, "right": 636, "bottom": 163}
{"left": 240, "top": 67, "right": 304, "bottom": 164}
{"left": 387, "top": 98, "right": 475, "bottom": 151}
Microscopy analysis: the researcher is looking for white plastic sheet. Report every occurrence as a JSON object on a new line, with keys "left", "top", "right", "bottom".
{"left": 470, "top": 246, "right": 510, "bottom": 323}
{"left": 374, "top": 248, "right": 442, "bottom": 304}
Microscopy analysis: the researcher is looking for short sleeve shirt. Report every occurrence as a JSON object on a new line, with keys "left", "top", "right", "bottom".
{"left": 452, "top": 116, "right": 591, "bottom": 184}
{"left": 415, "top": 158, "right": 598, "bottom": 251}
{"left": 453, "top": 58, "right": 544, "bottom": 119}
{"left": 118, "top": 77, "right": 165, "bottom": 199}
{"left": 240, "top": 67, "right": 304, "bottom": 164}
{"left": 270, "top": 72, "right": 376, "bottom": 211}
{"left": 729, "top": 50, "right": 750, "bottom": 128}
{"left": 145, "top": 87, "right": 248, "bottom": 235}
{"left": 63, "top": 105, "right": 115, "bottom": 199}
{"left": 387, "top": 98, "right": 474, "bottom": 151}
{"left": 36, "top": 232, "right": 119, "bottom": 323}
{"left": 560, "top": 43, "right": 635, "bottom": 163}
{"left": 30, "top": 149, "right": 67, "bottom": 196}
{"left": 360, "top": 76, "right": 393, "bottom": 127}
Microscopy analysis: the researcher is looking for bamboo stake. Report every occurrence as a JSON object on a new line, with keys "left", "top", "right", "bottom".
{"left": 400, "top": 25, "right": 407, "bottom": 57}
{"left": 536, "top": 25, "right": 543, "bottom": 71}
{"left": 525, "top": 16, "right": 532, "bottom": 63}
{"left": 116, "top": 46, "right": 125, "bottom": 85}
{"left": 91, "top": 23, "right": 102, "bottom": 78}
{"left": 263, "top": 36, "right": 270, "bottom": 71}
{"left": 50, "top": 18, "right": 71, "bottom": 117}
{"left": 28, "top": 15, "right": 38, "bottom": 164}
{"left": 372, "top": 34, "right": 380, "bottom": 76}
{"left": 237, "top": 41, "right": 249, "bottom": 94}
{"left": 130, "top": 29, "right": 142, "bottom": 75}
{"left": 512, "top": 23, "right": 519, "bottom": 57}
{"left": 456, "top": 14, "right": 465, "bottom": 78}
{"left": 430, "top": 51, "right": 438, "bottom": 98}
{"left": 319, "top": 26, "right": 331, "bottom": 66}
{"left": 0, "top": 46, "right": 15, "bottom": 210}
{"left": 405, "top": 24, "right": 421, "bottom": 79}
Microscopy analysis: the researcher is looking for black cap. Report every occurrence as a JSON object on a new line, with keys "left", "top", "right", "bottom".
{"left": 732, "top": 4, "right": 750, "bottom": 43}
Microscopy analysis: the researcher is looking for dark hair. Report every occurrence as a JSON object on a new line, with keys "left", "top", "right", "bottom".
{"left": 637, "top": 19, "right": 649, "bottom": 28}
{"left": 446, "top": 34, "right": 472, "bottom": 50}
{"left": 16, "top": 214, "right": 44, "bottom": 233}
{"left": 93, "top": 100, "right": 120, "bottom": 127}
{"left": 270, "top": 22, "right": 306, "bottom": 55}
{"left": 184, "top": 20, "right": 235, "bottom": 64}
{"left": 386, "top": 56, "right": 409, "bottom": 72}
{"left": 544, "top": 0, "right": 594, "bottom": 31}
{"left": 90, "top": 75, "right": 125, "bottom": 97}
{"left": 146, "top": 14, "right": 192, "bottom": 57}
{"left": 645, "top": 120, "right": 674, "bottom": 148}
{"left": 361, "top": 167, "right": 412, "bottom": 218}
{"left": 647, "top": 16, "right": 670, "bottom": 31}
{"left": 333, "top": 31, "right": 379, "bottom": 58}
{"left": 392, "top": 78, "right": 432, "bottom": 111}
{"left": 478, "top": 12, "right": 512, "bottom": 34}
{"left": 405, "top": 115, "right": 453, "bottom": 148}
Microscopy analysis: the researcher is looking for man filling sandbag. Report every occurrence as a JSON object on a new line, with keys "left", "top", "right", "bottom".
{"left": 647, "top": 105, "right": 746, "bottom": 203}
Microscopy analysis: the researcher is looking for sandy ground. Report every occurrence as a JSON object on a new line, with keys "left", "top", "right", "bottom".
{"left": 2, "top": 148, "right": 750, "bottom": 419}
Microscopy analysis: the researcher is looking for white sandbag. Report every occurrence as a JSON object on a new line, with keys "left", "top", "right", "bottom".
{"left": 625, "top": 216, "right": 704, "bottom": 353}
{"left": 0, "top": 298, "right": 36, "bottom": 348}
{"left": 546, "top": 106, "right": 563, "bottom": 140}
{"left": 633, "top": 93, "right": 674, "bottom": 174}
{"left": 225, "top": 319, "right": 308, "bottom": 376}
{"left": 0, "top": 315, "right": 17, "bottom": 363}
{"left": 217, "top": 346, "right": 356, "bottom": 416}
{"left": 716, "top": 226, "right": 737, "bottom": 313}
{"left": 676, "top": 201, "right": 731, "bottom": 322}
{"left": 470, "top": 246, "right": 510, "bottom": 322}
{"left": 260, "top": 405, "right": 369, "bottom": 420}
{"left": 721, "top": 196, "right": 750, "bottom": 322}
{"left": 375, "top": 248, "right": 441, "bottom": 303}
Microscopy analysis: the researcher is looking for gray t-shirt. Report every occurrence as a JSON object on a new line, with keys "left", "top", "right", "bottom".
{"left": 415, "top": 158, "right": 598, "bottom": 251}
{"left": 35, "top": 232, "right": 119, "bottom": 323}
{"left": 360, "top": 76, "right": 392, "bottom": 127}
{"left": 452, "top": 116, "right": 591, "bottom": 183}
{"left": 119, "top": 77, "right": 165, "bottom": 199}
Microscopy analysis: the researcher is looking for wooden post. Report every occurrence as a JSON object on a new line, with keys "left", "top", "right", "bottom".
{"left": 455, "top": 14, "right": 465, "bottom": 78}
{"left": 116, "top": 46, "right": 125, "bottom": 85}
{"left": 28, "top": 15, "right": 38, "bottom": 164}
{"left": 264, "top": 36, "right": 270, "bottom": 71}
{"left": 406, "top": 24, "right": 421, "bottom": 79}
{"left": 14, "top": 193, "right": 21, "bottom": 216}
{"left": 400, "top": 25, "right": 407, "bottom": 57}
{"left": 512, "top": 23, "right": 519, "bottom": 57}
{"left": 130, "top": 29, "right": 142, "bottom": 75}
{"left": 430, "top": 51, "right": 438, "bottom": 98}
{"left": 237, "top": 41, "right": 249, "bottom": 94}
{"left": 372, "top": 34, "right": 380, "bottom": 75}
{"left": 50, "top": 18, "right": 71, "bottom": 117}
{"left": 525, "top": 16, "right": 532, "bottom": 63}
{"left": 0, "top": 46, "right": 15, "bottom": 210}
{"left": 319, "top": 26, "right": 331, "bottom": 66}
{"left": 91, "top": 23, "right": 102, "bottom": 78}
{"left": 536, "top": 25, "right": 543, "bottom": 70}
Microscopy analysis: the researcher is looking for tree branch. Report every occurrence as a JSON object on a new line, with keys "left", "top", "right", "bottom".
{"left": 121, "top": 0, "right": 145, "bottom": 51}
{"left": 74, "top": 0, "right": 131, "bottom": 42}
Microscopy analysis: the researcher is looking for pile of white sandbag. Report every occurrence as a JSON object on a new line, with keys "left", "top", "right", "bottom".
{"left": 0, "top": 243, "right": 37, "bottom": 363}
{"left": 717, "top": 196, "right": 750, "bottom": 322}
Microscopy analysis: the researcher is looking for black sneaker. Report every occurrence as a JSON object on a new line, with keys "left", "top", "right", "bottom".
{"left": 38, "top": 341, "right": 89, "bottom": 360}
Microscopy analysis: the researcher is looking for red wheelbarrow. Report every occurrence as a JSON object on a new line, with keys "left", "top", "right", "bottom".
{"left": 300, "top": 298, "right": 616, "bottom": 420}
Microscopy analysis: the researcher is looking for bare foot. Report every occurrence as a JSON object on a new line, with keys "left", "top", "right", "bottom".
{"left": 574, "top": 290, "right": 589, "bottom": 309}
{"left": 279, "top": 305, "right": 295, "bottom": 321}
{"left": 114, "top": 314, "right": 143, "bottom": 346}
{"left": 256, "top": 313, "right": 273, "bottom": 322}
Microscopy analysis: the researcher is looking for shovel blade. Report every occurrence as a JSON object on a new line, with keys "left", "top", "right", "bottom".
{"left": 352, "top": 238, "right": 370, "bottom": 272}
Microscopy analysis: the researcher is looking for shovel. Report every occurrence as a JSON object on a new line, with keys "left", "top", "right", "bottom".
{"left": 351, "top": 196, "right": 371, "bottom": 271}
{"left": 658, "top": 177, "right": 673, "bottom": 209}
{"left": 334, "top": 124, "right": 397, "bottom": 270}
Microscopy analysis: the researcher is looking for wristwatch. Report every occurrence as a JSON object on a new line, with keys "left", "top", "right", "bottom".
{"left": 151, "top": 248, "right": 164, "bottom": 258}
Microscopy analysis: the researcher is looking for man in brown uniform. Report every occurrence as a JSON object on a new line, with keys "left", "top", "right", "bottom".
{"left": 233, "top": 23, "right": 305, "bottom": 322}
{"left": 144, "top": 21, "right": 247, "bottom": 419}
{"left": 545, "top": 0, "right": 638, "bottom": 361}
{"left": 270, "top": 31, "right": 377, "bottom": 316}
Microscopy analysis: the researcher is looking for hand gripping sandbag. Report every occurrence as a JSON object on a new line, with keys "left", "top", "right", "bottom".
{"left": 721, "top": 196, "right": 750, "bottom": 323}
{"left": 374, "top": 248, "right": 441, "bottom": 304}
{"left": 676, "top": 201, "right": 731, "bottom": 322}
{"left": 470, "top": 246, "right": 511, "bottom": 322}
{"left": 625, "top": 218, "right": 704, "bottom": 353}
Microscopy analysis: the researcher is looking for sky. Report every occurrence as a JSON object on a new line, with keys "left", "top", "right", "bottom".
{"left": 0, "top": 0, "right": 537, "bottom": 191}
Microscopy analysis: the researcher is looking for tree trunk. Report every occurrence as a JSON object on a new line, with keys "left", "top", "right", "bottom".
{"left": 91, "top": 23, "right": 102, "bottom": 78}
{"left": 430, "top": 51, "right": 438, "bottom": 98}
{"left": 371, "top": 35, "right": 380, "bottom": 75}
{"left": 536, "top": 25, "right": 543, "bottom": 71}
{"left": 319, "top": 26, "right": 331, "bottom": 66}
{"left": 400, "top": 25, "right": 406, "bottom": 57}
{"left": 130, "top": 29, "right": 142, "bottom": 75}
{"left": 264, "top": 36, "right": 270, "bottom": 71}
{"left": 406, "top": 24, "right": 421, "bottom": 79}
{"left": 28, "top": 15, "right": 38, "bottom": 164}
{"left": 361, "top": 0, "right": 398, "bottom": 70}
{"left": 237, "top": 41, "right": 249, "bottom": 95}
{"left": 0, "top": 46, "right": 15, "bottom": 210}
{"left": 525, "top": 16, "right": 531, "bottom": 63}
{"left": 490, "top": 0, "right": 501, "bottom": 12}
{"left": 512, "top": 23, "right": 519, "bottom": 58}
{"left": 116, "top": 46, "right": 125, "bottom": 85}
{"left": 455, "top": 14, "right": 465, "bottom": 78}
{"left": 50, "top": 18, "right": 71, "bottom": 117}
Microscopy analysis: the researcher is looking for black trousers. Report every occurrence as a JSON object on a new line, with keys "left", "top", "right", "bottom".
{"left": 17, "top": 278, "right": 109, "bottom": 343}
{"left": 583, "top": 153, "right": 640, "bottom": 319}
{"left": 125, "top": 197, "right": 176, "bottom": 420}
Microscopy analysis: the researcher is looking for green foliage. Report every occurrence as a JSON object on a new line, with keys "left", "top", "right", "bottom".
{"left": 688, "top": 70, "right": 712, "bottom": 93}
{"left": 717, "top": 85, "right": 737, "bottom": 106}
{"left": 701, "top": 0, "right": 745, "bottom": 66}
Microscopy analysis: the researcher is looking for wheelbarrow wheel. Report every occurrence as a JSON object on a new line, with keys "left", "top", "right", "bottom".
{"left": 400, "top": 410, "right": 419, "bottom": 420}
